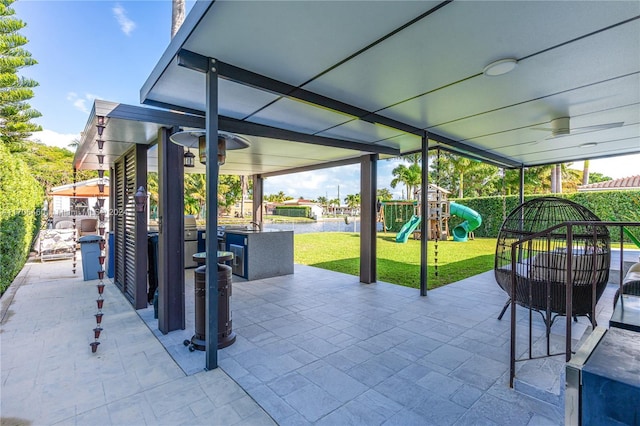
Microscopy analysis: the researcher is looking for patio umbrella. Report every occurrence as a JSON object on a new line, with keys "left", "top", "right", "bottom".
{"left": 49, "top": 178, "right": 109, "bottom": 197}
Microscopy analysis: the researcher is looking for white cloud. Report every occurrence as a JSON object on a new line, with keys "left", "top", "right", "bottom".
{"left": 29, "top": 129, "right": 81, "bottom": 151}
{"left": 66, "top": 92, "right": 102, "bottom": 114}
{"left": 113, "top": 4, "right": 136, "bottom": 36}
{"left": 570, "top": 154, "right": 640, "bottom": 180}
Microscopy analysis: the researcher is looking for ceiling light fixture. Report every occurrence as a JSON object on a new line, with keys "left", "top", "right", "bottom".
{"left": 483, "top": 58, "right": 518, "bottom": 76}
{"left": 579, "top": 142, "right": 598, "bottom": 148}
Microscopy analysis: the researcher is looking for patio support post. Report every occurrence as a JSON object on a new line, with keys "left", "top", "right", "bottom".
{"left": 205, "top": 58, "right": 220, "bottom": 370}
{"left": 519, "top": 166, "right": 525, "bottom": 205}
{"left": 360, "top": 154, "right": 377, "bottom": 284}
{"left": 133, "top": 143, "right": 148, "bottom": 309}
{"left": 157, "top": 126, "right": 185, "bottom": 333}
{"left": 252, "top": 175, "right": 264, "bottom": 225}
{"left": 420, "top": 133, "right": 428, "bottom": 296}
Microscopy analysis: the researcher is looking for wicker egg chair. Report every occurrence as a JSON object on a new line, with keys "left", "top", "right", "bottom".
{"left": 494, "top": 197, "right": 610, "bottom": 327}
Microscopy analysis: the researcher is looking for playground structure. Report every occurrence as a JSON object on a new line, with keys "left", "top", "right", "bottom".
{"left": 379, "top": 184, "right": 451, "bottom": 243}
{"left": 380, "top": 184, "right": 483, "bottom": 243}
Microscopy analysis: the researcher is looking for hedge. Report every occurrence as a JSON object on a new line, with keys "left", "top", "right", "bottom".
{"left": 0, "top": 143, "right": 43, "bottom": 295}
{"left": 449, "top": 191, "right": 640, "bottom": 242}
{"left": 274, "top": 206, "right": 311, "bottom": 218}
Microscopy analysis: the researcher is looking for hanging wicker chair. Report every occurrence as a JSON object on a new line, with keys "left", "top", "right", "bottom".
{"left": 494, "top": 197, "right": 610, "bottom": 325}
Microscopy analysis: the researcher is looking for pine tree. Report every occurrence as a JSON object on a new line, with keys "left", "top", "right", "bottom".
{"left": 0, "top": 0, "right": 41, "bottom": 151}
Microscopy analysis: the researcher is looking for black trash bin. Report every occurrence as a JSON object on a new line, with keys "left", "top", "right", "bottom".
{"left": 78, "top": 235, "right": 104, "bottom": 281}
{"left": 148, "top": 232, "right": 159, "bottom": 314}
{"left": 184, "top": 263, "right": 236, "bottom": 351}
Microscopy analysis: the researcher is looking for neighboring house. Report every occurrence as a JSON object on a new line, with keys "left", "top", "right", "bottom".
{"left": 281, "top": 198, "right": 324, "bottom": 219}
{"left": 577, "top": 175, "right": 640, "bottom": 192}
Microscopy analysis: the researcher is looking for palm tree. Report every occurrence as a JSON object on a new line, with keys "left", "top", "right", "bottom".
{"left": 391, "top": 163, "right": 421, "bottom": 200}
{"left": 171, "top": 0, "right": 185, "bottom": 38}
{"left": 582, "top": 159, "right": 590, "bottom": 186}
{"left": 345, "top": 193, "right": 360, "bottom": 212}
{"left": 316, "top": 196, "right": 328, "bottom": 213}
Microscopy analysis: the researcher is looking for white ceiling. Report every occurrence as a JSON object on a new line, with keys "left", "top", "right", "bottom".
{"left": 77, "top": 1, "right": 640, "bottom": 174}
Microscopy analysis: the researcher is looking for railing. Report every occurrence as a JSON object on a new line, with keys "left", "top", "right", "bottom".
{"left": 508, "top": 220, "right": 640, "bottom": 387}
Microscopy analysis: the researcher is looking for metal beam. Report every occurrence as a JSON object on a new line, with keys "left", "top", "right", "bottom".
{"left": 261, "top": 157, "right": 361, "bottom": 178}
{"left": 420, "top": 133, "right": 428, "bottom": 296}
{"left": 177, "top": 49, "right": 519, "bottom": 168}
{"left": 205, "top": 58, "right": 220, "bottom": 370}
{"left": 359, "top": 154, "right": 377, "bottom": 284}
{"left": 219, "top": 117, "right": 400, "bottom": 156}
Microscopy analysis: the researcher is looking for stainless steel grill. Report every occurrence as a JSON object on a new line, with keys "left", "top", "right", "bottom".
{"left": 184, "top": 215, "right": 198, "bottom": 268}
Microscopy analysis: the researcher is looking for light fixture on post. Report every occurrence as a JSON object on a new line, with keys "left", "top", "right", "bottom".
{"left": 134, "top": 186, "right": 147, "bottom": 212}
{"left": 170, "top": 129, "right": 250, "bottom": 166}
{"left": 184, "top": 148, "right": 196, "bottom": 168}
{"left": 483, "top": 58, "right": 518, "bottom": 76}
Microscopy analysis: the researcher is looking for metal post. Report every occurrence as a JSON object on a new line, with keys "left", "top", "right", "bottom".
{"left": 519, "top": 166, "right": 525, "bottom": 205}
{"left": 566, "top": 224, "right": 573, "bottom": 362}
{"left": 359, "top": 154, "right": 377, "bottom": 283}
{"left": 157, "top": 127, "right": 185, "bottom": 333}
{"left": 252, "top": 175, "right": 264, "bottom": 225}
{"left": 134, "top": 144, "right": 148, "bottom": 309}
{"left": 205, "top": 58, "right": 220, "bottom": 370}
{"left": 420, "top": 133, "right": 428, "bottom": 296}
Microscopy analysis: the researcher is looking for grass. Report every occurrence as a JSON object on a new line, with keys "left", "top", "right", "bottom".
{"left": 294, "top": 232, "right": 497, "bottom": 290}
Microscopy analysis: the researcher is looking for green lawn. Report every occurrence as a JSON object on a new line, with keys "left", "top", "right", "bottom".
{"left": 294, "top": 232, "right": 497, "bottom": 290}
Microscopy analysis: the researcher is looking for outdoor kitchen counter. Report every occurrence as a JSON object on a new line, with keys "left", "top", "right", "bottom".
{"left": 224, "top": 229, "right": 294, "bottom": 280}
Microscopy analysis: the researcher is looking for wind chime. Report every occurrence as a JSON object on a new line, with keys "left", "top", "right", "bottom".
{"left": 91, "top": 249, "right": 106, "bottom": 353}
{"left": 434, "top": 148, "right": 441, "bottom": 278}
{"left": 90, "top": 115, "right": 108, "bottom": 353}
{"left": 72, "top": 168, "right": 77, "bottom": 275}
{"left": 95, "top": 116, "right": 107, "bottom": 237}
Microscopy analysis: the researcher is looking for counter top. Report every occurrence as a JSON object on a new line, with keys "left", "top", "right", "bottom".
{"left": 224, "top": 229, "right": 292, "bottom": 235}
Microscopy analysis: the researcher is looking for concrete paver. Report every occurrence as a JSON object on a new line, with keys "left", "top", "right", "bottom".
{"left": 0, "top": 259, "right": 274, "bottom": 426}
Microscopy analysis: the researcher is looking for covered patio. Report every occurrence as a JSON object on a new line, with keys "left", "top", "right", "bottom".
{"left": 63, "top": 1, "right": 640, "bottom": 423}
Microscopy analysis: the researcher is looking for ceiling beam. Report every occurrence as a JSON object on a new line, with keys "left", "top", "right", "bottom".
{"left": 260, "top": 157, "right": 362, "bottom": 178}
{"left": 177, "top": 49, "right": 519, "bottom": 167}
{"left": 219, "top": 117, "right": 400, "bottom": 156}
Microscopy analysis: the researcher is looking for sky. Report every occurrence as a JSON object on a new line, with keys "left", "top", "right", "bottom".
{"left": 14, "top": 0, "right": 640, "bottom": 202}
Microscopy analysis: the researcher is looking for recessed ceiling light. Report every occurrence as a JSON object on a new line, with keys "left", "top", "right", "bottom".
{"left": 579, "top": 142, "right": 598, "bottom": 148}
{"left": 483, "top": 58, "right": 518, "bottom": 76}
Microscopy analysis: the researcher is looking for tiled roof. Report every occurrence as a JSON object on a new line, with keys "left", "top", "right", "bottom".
{"left": 577, "top": 175, "right": 640, "bottom": 191}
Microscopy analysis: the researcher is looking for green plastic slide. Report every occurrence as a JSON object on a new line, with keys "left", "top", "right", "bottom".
{"left": 623, "top": 227, "right": 640, "bottom": 248}
{"left": 395, "top": 215, "right": 421, "bottom": 243}
{"left": 450, "top": 202, "right": 482, "bottom": 242}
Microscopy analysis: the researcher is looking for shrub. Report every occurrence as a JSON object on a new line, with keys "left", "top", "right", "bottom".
{"left": 0, "top": 143, "right": 43, "bottom": 295}
{"left": 449, "top": 191, "right": 640, "bottom": 242}
{"left": 274, "top": 206, "right": 311, "bottom": 218}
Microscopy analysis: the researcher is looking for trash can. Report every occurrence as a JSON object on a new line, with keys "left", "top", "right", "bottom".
{"left": 106, "top": 232, "right": 115, "bottom": 279}
{"left": 148, "top": 232, "right": 159, "bottom": 312}
{"left": 78, "top": 235, "right": 104, "bottom": 281}
{"left": 184, "top": 264, "right": 236, "bottom": 351}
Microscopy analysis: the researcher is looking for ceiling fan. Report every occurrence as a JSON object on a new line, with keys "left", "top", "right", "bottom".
{"left": 531, "top": 116, "right": 624, "bottom": 139}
